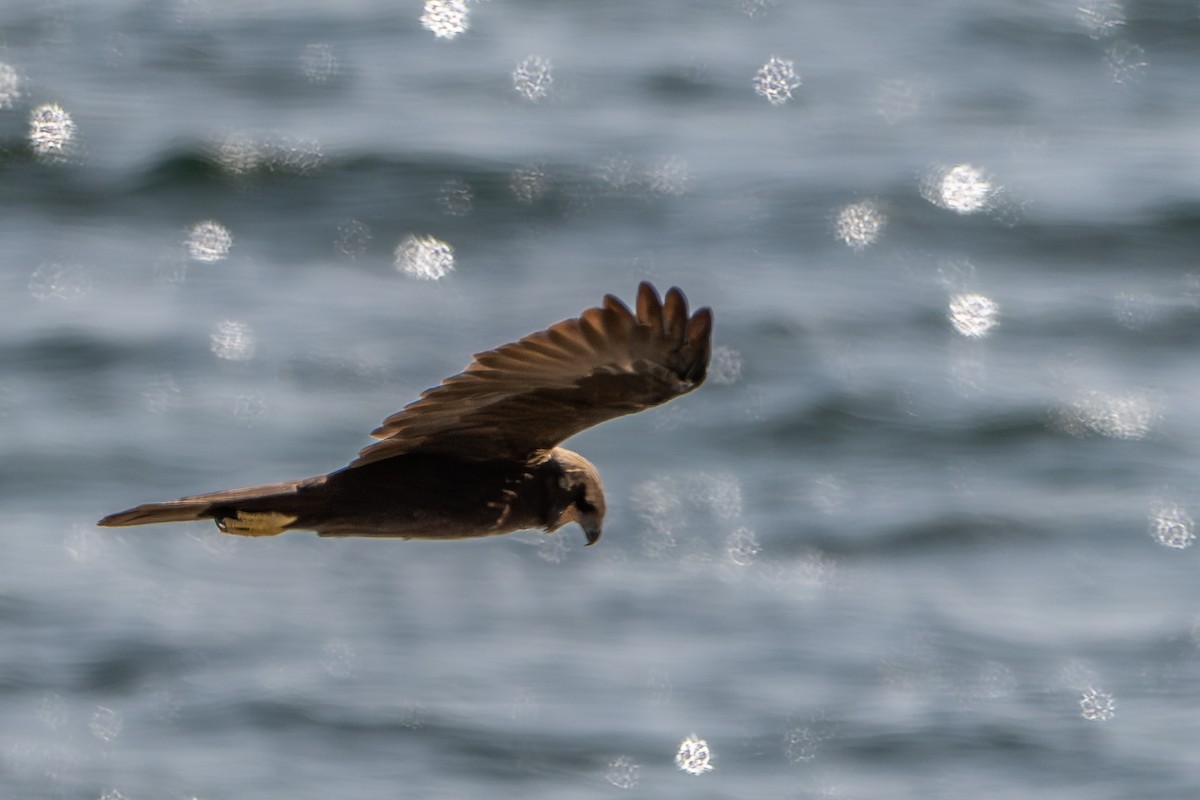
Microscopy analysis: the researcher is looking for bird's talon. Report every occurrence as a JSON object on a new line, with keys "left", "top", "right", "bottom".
{"left": 217, "top": 511, "right": 297, "bottom": 537}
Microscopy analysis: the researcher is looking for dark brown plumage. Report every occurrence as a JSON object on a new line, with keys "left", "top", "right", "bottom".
{"left": 98, "top": 283, "right": 713, "bottom": 545}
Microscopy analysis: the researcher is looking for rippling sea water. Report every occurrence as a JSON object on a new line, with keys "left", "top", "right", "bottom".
{"left": 4, "top": 1, "right": 1200, "bottom": 797}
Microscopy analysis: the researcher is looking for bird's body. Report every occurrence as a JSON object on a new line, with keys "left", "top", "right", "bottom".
{"left": 102, "top": 448, "right": 593, "bottom": 540}
{"left": 99, "top": 283, "right": 712, "bottom": 545}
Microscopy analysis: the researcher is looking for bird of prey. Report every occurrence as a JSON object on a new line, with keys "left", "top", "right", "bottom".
{"left": 98, "top": 283, "right": 712, "bottom": 546}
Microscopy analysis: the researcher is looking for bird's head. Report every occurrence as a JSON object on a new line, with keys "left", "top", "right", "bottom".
{"left": 548, "top": 447, "right": 606, "bottom": 545}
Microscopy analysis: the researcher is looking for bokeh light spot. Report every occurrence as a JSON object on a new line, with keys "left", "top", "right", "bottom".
{"left": 0, "top": 62, "right": 22, "bottom": 108}
{"left": 210, "top": 132, "right": 324, "bottom": 175}
{"left": 321, "top": 640, "right": 355, "bottom": 678}
{"left": 143, "top": 374, "right": 183, "bottom": 414}
{"left": 421, "top": 0, "right": 469, "bottom": 39}
{"left": 336, "top": 219, "right": 372, "bottom": 258}
{"left": 834, "top": 200, "right": 887, "bottom": 250}
{"left": 437, "top": 179, "right": 474, "bottom": 216}
{"left": 947, "top": 293, "right": 1000, "bottom": 338}
{"left": 1079, "top": 687, "right": 1116, "bottom": 721}
{"left": 605, "top": 755, "right": 640, "bottom": 789}
{"left": 395, "top": 234, "right": 454, "bottom": 280}
{"left": 1149, "top": 504, "right": 1195, "bottom": 549}
{"left": 28, "top": 262, "right": 91, "bottom": 301}
{"left": 212, "top": 133, "right": 264, "bottom": 174}
{"left": 710, "top": 345, "right": 744, "bottom": 385}
{"left": 645, "top": 155, "right": 689, "bottom": 197}
{"left": 513, "top": 55, "right": 553, "bottom": 102}
{"left": 231, "top": 391, "right": 268, "bottom": 424}
{"left": 37, "top": 693, "right": 69, "bottom": 730}
{"left": 783, "top": 722, "right": 833, "bottom": 763}
{"left": 1113, "top": 290, "right": 1159, "bottom": 330}
{"left": 740, "top": 0, "right": 778, "bottom": 17}
{"left": 300, "top": 42, "right": 339, "bottom": 83}
{"left": 29, "top": 103, "right": 77, "bottom": 162}
{"left": 596, "top": 154, "right": 637, "bottom": 192}
{"left": 1060, "top": 390, "right": 1158, "bottom": 440}
{"left": 510, "top": 165, "right": 549, "bottom": 204}
{"left": 923, "top": 163, "right": 994, "bottom": 214}
{"left": 211, "top": 320, "right": 256, "bottom": 362}
{"left": 186, "top": 220, "right": 233, "bottom": 263}
{"left": 1104, "top": 40, "right": 1147, "bottom": 84}
{"left": 726, "top": 526, "right": 760, "bottom": 566}
{"left": 675, "top": 734, "right": 714, "bottom": 775}
{"left": 754, "top": 56, "right": 800, "bottom": 105}
{"left": 89, "top": 705, "right": 124, "bottom": 742}
{"left": 1077, "top": 0, "right": 1126, "bottom": 39}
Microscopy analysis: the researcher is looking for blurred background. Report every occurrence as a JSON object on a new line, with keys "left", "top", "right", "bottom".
{"left": 3, "top": 0, "right": 1200, "bottom": 797}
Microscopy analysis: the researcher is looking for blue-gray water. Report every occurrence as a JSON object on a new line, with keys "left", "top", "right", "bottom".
{"left": 4, "top": 0, "right": 1200, "bottom": 797}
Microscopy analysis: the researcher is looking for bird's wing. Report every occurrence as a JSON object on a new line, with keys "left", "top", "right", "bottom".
{"left": 352, "top": 282, "right": 713, "bottom": 465}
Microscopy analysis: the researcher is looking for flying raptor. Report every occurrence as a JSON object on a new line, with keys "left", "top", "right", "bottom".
{"left": 98, "top": 283, "right": 713, "bottom": 545}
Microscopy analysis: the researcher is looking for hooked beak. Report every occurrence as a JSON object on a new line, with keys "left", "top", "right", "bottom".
{"left": 583, "top": 522, "right": 602, "bottom": 546}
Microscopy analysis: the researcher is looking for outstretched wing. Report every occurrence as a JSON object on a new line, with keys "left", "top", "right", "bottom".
{"left": 352, "top": 282, "right": 713, "bottom": 465}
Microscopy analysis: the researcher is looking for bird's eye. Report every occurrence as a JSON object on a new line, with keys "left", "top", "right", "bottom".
{"left": 573, "top": 485, "right": 595, "bottom": 513}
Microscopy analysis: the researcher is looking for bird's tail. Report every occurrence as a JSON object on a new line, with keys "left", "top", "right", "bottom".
{"left": 98, "top": 478, "right": 316, "bottom": 533}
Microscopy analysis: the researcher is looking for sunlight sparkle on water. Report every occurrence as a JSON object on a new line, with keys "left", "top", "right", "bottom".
{"left": 210, "top": 133, "right": 323, "bottom": 175}
{"left": 186, "top": 220, "right": 233, "bottom": 262}
{"left": 395, "top": 234, "right": 455, "bottom": 280}
{"left": 421, "top": 0, "right": 469, "bottom": 39}
{"left": 834, "top": 200, "right": 886, "bottom": 250}
{"left": 211, "top": 133, "right": 264, "bottom": 173}
{"left": 1079, "top": 687, "right": 1115, "bottom": 721}
{"left": 29, "top": 103, "right": 77, "bottom": 162}
{"left": 1060, "top": 390, "right": 1158, "bottom": 440}
{"left": 513, "top": 55, "right": 553, "bottom": 102}
{"left": 211, "top": 320, "right": 256, "bottom": 362}
{"left": 1104, "top": 40, "right": 1147, "bottom": 84}
{"left": 948, "top": 293, "right": 999, "bottom": 338}
{"left": 1077, "top": 0, "right": 1125, "bottom": 39}
{"left": 754, "top": 56, "right": 800, "bottom": 105}
{"left": 675, "top": 735, "right": 713, "bottom": 775}
{"left": 1149, "top": 504, "right": 1195, "bottom": 549}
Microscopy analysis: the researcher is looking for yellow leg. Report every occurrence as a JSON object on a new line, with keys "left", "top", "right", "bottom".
{"left": 216, "top": 510, "right": 298, "bottom": 537}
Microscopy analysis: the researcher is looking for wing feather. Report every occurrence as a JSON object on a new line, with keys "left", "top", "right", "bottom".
{"left": 352, "top": 282, "right": 713, "bottom": 465}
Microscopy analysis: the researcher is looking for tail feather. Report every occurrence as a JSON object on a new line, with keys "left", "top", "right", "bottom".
{"left": 98, "top": 499, "right": 218, "bottom": 527}
{"left": 98, "top": 478, "right": 312, "bottom": 528}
